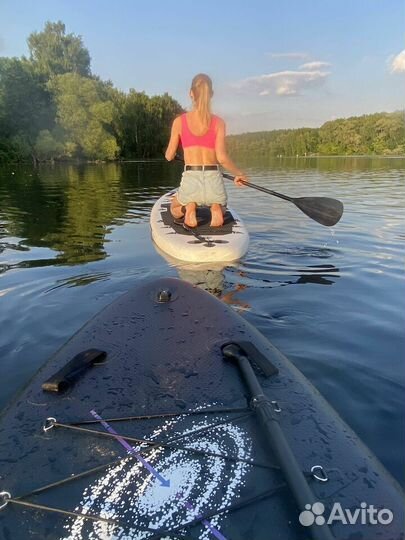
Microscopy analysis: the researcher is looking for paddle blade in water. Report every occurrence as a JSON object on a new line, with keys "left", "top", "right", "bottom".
{"left": 293, "top": 197, "right": 344, "bottom": 227}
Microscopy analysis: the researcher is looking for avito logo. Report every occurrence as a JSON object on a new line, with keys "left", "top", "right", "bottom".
{"left": 299, "top": 502, "right": 393, "bottom": 526}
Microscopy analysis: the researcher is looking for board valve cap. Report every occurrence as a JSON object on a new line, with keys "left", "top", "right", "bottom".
{"left": 157, "top": 289, "right": 172, "bottom": 302}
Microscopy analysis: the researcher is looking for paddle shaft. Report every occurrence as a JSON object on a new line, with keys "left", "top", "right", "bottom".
{"left": 222, "top": 172, "right": 292, "bottom": 201}
{"left": 223, "top": 172, "right": 344, "bottom": 226}
{"left": 175, "top": 156, "right": 291, "bottom": 201}
{"left": 223, "top": 344, "right": 335, "bottom": 540}
{"left": 174, "top": 155, "right": 343, "bottom": 226}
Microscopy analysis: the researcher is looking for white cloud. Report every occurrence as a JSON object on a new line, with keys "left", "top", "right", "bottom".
{"left": 390, "top": 50, "right": 405, "bottom": 73}
{"left": 299, "top": 61, "right": 331, "bottom": 70}
{"left": 268, "top": 52, "right": 310, "bottom": 60}
{"left": 232, "top": 69, "right": 331, "bottom": 97}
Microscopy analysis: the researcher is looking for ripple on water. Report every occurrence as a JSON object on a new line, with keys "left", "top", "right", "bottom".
{"left": 0, "top": 158, "right": 404, "bottom": 487}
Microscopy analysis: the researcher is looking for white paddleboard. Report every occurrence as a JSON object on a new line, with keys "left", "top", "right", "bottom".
{"left": 150, "top": 190, "right": 249, "bottom": 263}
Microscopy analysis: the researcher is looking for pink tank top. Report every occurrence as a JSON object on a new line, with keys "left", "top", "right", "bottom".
{"left": 180, "top": 113, "right": 218, "bottom": 149}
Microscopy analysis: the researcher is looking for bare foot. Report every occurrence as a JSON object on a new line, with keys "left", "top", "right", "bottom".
{"left": 210, "top": 204, "right": 224, "bottom": 227}
{"left": 184, "top": 202, "right": 197, "bottom": 227}
{"left": 170, "top": 197, "right": 185, "bottom": 219}
{"left": 171, "top": 206, "right": 185, "bottom": 219}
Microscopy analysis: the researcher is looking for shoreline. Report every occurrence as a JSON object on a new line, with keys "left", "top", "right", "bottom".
{"left": 1, "top": 154, "right": 405, "bottom": 166}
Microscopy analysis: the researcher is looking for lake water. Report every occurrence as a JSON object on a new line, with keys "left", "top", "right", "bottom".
{"left": 0, "top": 157, "right": 404, "bottom": 487}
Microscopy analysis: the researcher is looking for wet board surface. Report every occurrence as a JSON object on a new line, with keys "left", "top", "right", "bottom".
{"left": 0, "top": 277, "right": 404, "bottom": 540}
{"left": 150, "top": 192, "right": 249, "bottom": 262}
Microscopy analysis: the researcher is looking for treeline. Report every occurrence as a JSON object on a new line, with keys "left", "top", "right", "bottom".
{"left": 227, "top": 111, "right": 405, "bottom": 157}
{"left": 0, "top": 21, "right": 183, "bottom": 163}
{"left": 1, "top": 22, "right": 403, "bottom": 163}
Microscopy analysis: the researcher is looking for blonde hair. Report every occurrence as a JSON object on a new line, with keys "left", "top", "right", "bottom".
{"left": 191, "top": 73, "right": 213, "bottom": 131}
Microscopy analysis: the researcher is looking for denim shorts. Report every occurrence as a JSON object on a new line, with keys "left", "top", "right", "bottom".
{"left": 177, "top": 170, "right": 227, "bottom": 207}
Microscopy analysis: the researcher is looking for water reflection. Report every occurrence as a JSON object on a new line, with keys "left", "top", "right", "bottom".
{"left": 154, "top": 244, "right": 228, "bottom": 295}
{"left": 45, "top": 272, "right": 112, "bottom": 291}
{"left": 238, "top": 155, "right": 405, "bottom": 174}
{"left": 230, "top": 259, "right": 341, "bottom": 290}
{"left": 154, "top": 240, "right": 340, "bottom": 315}
{"left": 0, "top": 241, "right": 29, "bottom": 254}
{"left": 0, "top": 161, "right": 180, "bottom": 271}
{"left": 0, "top": 157, "right": 404, "bottom": 486}
{"left": 292, "top": 265, "right": 340, "bottom": 286}
{"left": 153, "top": 243, "right": 252, "bottom": 310}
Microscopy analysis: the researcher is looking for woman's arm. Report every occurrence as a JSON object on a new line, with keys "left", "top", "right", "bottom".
{"left": 215, "top": 118, "right": 248, "bottom": 186}
{"left": 165, "top": 116, "right": 181, "bottom": 161}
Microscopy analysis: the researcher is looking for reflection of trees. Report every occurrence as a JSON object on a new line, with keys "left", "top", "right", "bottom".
{"left": 43, "top": 164, "right": 125, "bottom": 263}
{"left": 227, "top": 155, "right": 405, "bottom": 175}
{"left": 0, "top": 163, "right": 131, "bottom": 265}
{"left": 0, "top": 167, "right": 61, "bottom": 243}
{"left": 0, "top": 161, "right": 182, "bottom": 267}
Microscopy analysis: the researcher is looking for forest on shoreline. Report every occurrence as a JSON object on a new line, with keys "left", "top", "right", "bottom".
{"left": 1, "top": 21, "right": 404, "bottom": 163}
{"left": 227, "top": 111, "right": 405, "bottom": 158}
{"left": 0, "top": 21, "right": 183, "bottom": 163}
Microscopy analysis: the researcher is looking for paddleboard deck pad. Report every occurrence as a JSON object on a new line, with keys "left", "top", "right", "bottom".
{"left": 150, "top": 191, "right": 249, "bottom": 262}
{"left": 0, "top": 278, "right": 403, "bottom": 540}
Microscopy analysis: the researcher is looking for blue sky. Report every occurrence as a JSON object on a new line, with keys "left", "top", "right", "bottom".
{"left": 1, "top": 0, "right": 404, "bottom": 133}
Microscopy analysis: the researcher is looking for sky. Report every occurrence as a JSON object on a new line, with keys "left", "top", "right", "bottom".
{"left": 0, "top": 0, "right": 404, "bottom": 134}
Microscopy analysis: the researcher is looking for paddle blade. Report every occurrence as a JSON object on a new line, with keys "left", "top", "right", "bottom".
{"left": 293, "top": 197, "right": 344, "bottom": 227}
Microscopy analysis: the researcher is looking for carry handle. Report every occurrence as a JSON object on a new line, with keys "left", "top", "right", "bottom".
{"left": 42, "top": 349, "right": 107, "bottom": 393}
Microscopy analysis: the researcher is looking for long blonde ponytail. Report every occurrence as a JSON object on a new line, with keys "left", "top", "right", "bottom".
{"left": 191, "top": 73, "right": 213, "bottom": 131}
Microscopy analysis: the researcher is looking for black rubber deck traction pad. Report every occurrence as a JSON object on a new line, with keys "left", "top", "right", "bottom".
{"left": 160, "top": 204, "right": 237, "bottom": 236}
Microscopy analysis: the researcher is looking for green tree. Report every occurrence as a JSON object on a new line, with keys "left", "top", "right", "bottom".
{"left": 227, "top": 112, "right": 404, "bottom": 158}
{"left": 146, "top": 93, "right": 184, "bottom": 157}
{"left": 118, "top": 90, "right": 150, "bottom": 158}
{"left": 116, "top": 90, "right": 183, "bottom": 158}
{"left": 27, "top": 21, "right": 91, "bottom": 79}
{"left": 34, "top": 129, "right": 64, "bottom": 161}
{"left": 48, "top": 73, "right": 119, "bottom": 160}
{"left": 0, "top": 57, "right": 55, "bottom": 161}
{"left": 373, "top": 112, "right": 405, "bottom": 154}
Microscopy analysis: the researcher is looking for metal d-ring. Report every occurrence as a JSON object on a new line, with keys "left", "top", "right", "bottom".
{"left": 271, "top": 400, "right": 282, "bottom": 413}
{"left": 311, "top": 465, "right": 329, "bottom": 482}
{"left": 0, "top": 491, "right": 11, "bottom": 510}
{"left": 43, "top": 417, "right": 57, "bottom": 433}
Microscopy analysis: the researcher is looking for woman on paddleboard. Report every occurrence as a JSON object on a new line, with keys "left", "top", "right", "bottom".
{"left": 165, "top": 73, "right": 248, "bottom": 228}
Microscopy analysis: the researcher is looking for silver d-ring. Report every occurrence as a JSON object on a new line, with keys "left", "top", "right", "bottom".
{"left": 311, "top": 465, "right": 329, "bottom": 482}
{"left": 0, "top": 491, "right": 11, "bottom": 510}
{"left": 271, "top": 400, "right": 282, "bottom": 413}
{"left": 43, "top": 417, "right": 56, "bottom": 433}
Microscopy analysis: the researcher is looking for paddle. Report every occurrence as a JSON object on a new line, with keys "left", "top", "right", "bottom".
{"left": 222, "top": 343, "right": 335, "bottom": 540}
{"left": 175, "top": 155, "right": 344, "bottom": 227}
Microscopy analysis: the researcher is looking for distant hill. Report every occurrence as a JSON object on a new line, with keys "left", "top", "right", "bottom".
{"left": 227, "top": 111, "right": 405, "bottom": 157}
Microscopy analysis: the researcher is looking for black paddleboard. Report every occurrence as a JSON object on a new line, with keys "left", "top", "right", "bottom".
{"left": 0, "top": 277, "right": 403, "bottom": 540}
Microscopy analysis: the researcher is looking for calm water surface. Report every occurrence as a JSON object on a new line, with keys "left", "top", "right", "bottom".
{"left": 0, "top": 157, "right": 404, "bottom": 486}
